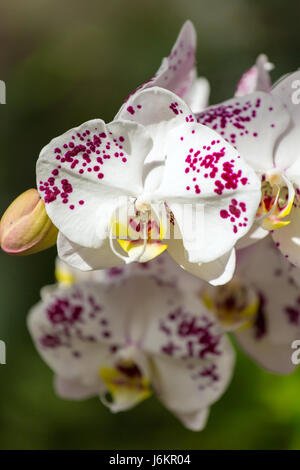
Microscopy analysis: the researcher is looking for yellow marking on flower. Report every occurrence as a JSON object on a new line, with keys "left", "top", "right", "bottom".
{"left": 118, "top": 239, "right": 168, "bottom": 262}
{"left": 257, "top": 173, "right": 295, "bottom": 231}
{"left": 202, "top": 283, "right": 259, "bottom": 330}
{"left": 100, "top": 363, "right": 152, "bottom": 408}
{"left": 110, "top": 209, "right": 168, "bottom": 262}
{"left": 202, "top": 293, "right": 214, "bottom": 311}
{"left": 261, "top": 217, "right": 291, "bottom": 230}
{"left": 55, "top": 266, "right": 75, "bottom": 286}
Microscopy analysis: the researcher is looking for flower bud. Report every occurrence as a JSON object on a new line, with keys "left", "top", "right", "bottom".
{"left": 0, "top": 189, "right": 58, "bottom": 255}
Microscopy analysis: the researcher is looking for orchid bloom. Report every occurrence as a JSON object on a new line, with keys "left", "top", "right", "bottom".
{"left": 36, "top": 86, "right": 260, "bottom": 285}
{"left": 56, "top": 233, "right": 300, "bottom": 376}
{"left": 62, "top": 233, "right": 300, "bottom": 376}
{"left": 201, "top": 236, "right": 300, "bottom": 374}
{"left": 126, "top": 20, "right": 210, "bottom": 115}
{"left": 196, "top": 70, "right": 300, "bottom": 266}
{"left": 28, "top": 274, "right": 234, "bottom": 431}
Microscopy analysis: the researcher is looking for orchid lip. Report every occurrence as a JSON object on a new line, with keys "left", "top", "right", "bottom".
{"left": 202, "top": 281, "right": 259, "bottom": 331}
{"left": 257, "top": 172, "right": 295, "bottom": 230}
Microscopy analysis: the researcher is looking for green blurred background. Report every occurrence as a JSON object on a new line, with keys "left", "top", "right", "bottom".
{"left": 1, "top": 0, "right": 300, "bottom": 450}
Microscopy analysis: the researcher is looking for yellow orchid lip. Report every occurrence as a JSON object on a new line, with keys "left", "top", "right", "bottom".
{"left": 55, "top": 266, "right": 75, "bottom": 286}
{"left": 118, "top": 239, "right": 168, "bottom": 263}
{"left": 202, "top": 282, "right": 260, "bottom": 330}
{"left": 257, "top": 173, "right": 295, "bottom": 231}
{"left": 100, "top": 361, "right": 152, "bottom": 408}
{"left": 110, "top": 205, "right": 168, "bottom": 262}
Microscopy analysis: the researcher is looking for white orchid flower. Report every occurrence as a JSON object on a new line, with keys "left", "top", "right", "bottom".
{"left": 126, "top": 20, "right": 210, "bottom": 115}
{"left": 36, "top": 86, "right": 260, "bottom": 285}
{"left": 56, "top": 232, "right": 300, "bottom": 376}
{"left": 202, "top": 236, "right": 300, "bottom": 374}
{"left": 56, "top": 229, "right": 300, "bottom": 376}
{"left": 28, "top": 275, "right": 234, "bottom": 431}
{"left": 196, "top": 70, "right": 300, "bottom": 266}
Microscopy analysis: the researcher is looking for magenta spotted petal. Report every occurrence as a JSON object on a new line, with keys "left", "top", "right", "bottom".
{"left": 37, "top": 119, "right": 152, "bottom": 248}
{"left": 234, "top": 236, "right": 300, "bottom": 374}
{"left": 196, "top": 92, "right": 290, "bottom": 172}
{"left": 157, "top": 123, "right": 261, "bottom": 263}
{"left": 28, "top": 275, "right": 234, "bottom": 430}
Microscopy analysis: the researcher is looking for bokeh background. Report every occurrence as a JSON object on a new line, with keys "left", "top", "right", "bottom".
{"left": 1, "top": 0, "right": 300, "bottom": 450}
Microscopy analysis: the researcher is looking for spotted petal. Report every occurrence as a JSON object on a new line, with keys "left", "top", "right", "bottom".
{"left": 143, "top": 293, "right": 235, "bottom": 427}
{"left": 235, "top": 54, "right": 273, "bottom": 97}
{"left": 196, "top": 92, "right": 290, "bottom": 172}
{"left": 28, "top": 282, "right": 128, "bottom": 386}
{"left": 36, "top": 119, "right": 153, "bottom": 248}
{"left": 156, "top": 123, "right": 261, "bottom": 263}
{"left": 234, "top": 236, "right": 300, "bottom": 374}
{"left": 124, "top": 21, "right": 197, "bottom": 104}
{"left": 28, "top": 276, "right": 234, "bottom": 428}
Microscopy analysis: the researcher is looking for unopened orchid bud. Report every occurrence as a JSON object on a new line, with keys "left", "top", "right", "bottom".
{"left": 0, "top": 189, "right": 58, "bottom": 255}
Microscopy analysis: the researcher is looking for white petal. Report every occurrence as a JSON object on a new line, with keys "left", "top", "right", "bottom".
{"left": 167, "top": 236, "right": 236, "bottom": 286}
{"left": 142, "top": 291, "right": 235, "bottom": 416}
{"left": 124, "top": 21, "right": 197, "bottom": 103}
{"left": 28, "top": 275, "right": 234, "bottom": 421}
{"left": 27, "top": 282, "right": 128, "bottom": 385}
{"left": 156, "top": 123, "right": 261, "bottom": 263}
{"left": 153, "top": 20, "right": 197, "bottom": 96}
{"left": 57, "top": 232, "right": 125, "bottom": 271}
{"left": 235, "top": 54, "right": 272, "bottom": 96}
{"left": 196, "top": 92, "right": 290, "bottom": 172}
{"left": 173, "top": 407, "right": 210, "bottom": 431}
{"left": 54, "top": 375, "right": 101, "bottom": 400}
{"left": 272, "top": 206, "right": 300, "bottom": 268}
{"left": 143, "top": 161, "right": 165, "bottom": 193}
{"left": 185, "top": 76, "right": 210, "bottom": 113}
{"left": 235, "top": 331, "right": 296, "bottom": 375}
{"left": 37, "top": 119, "right": 152, "bottom": 247}
{"left": 150, "top": 335, "right": 234, "bottom": 417}
{"left": 116, "top": 87, "right": 194, "bottom": 164}
{"left": 28, "top": 276, "right": 200, "bottom": 386}
{"left": 274, "top": 163, "right": 300, "bottom": 267}
{"left": 285, "top": 156, "right": 300, "bottom": 189}
{"left": 273, "top": 71, "right": 300, "bottom": 169}
{"left": 234, "top": 236, "right": 300, "bottom": 373}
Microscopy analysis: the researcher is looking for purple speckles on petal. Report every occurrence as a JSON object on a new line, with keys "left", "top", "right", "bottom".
{"left": 127, "top": 106, "right": 135, "bottom": 115}
{"left": 254, "top": 293, "right": 267, "bottom": 339}
{"left": 38, "top": 285, "right": 114, "bottom": 360}
{"left": 160, "top": 307, "right": 222, "bottom": 360}
{"left": 196, "top": 97, "right": 265, "bottom": 146}
{"left": 39, "top": 126, "right": 128, "bottom": 211}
